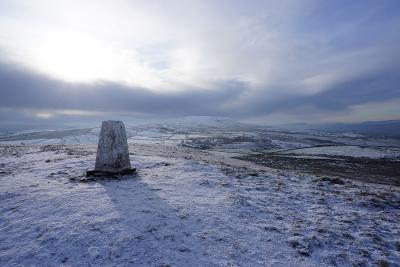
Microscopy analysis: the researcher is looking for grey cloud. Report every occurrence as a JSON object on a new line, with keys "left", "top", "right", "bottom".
{"left": 1, "top": 59, "right": 400, "bottom": 124}
{"left": 0, "top": 62, "right": 245, "bottom": 118}
{"left": 228, "top": 62, "right": 400, "bottom": 119}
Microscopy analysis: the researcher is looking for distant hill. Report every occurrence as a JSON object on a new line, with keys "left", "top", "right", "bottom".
{"left": 135, "top": 116, "right": 248, "bottom": 131}
{"left": 163, "top": 116, "right": 245, "bottom": 128}
{"left": 282, "top": 120, "right": 400, "bottom": 137}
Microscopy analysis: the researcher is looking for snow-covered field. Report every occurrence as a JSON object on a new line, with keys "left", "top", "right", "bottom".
{"left": 1, "top": 143, "right": 400, "bottom": 266}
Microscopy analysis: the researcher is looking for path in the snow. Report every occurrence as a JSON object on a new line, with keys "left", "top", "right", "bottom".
{"left": 0, "top": 144, "right": 399, "bottom": 266}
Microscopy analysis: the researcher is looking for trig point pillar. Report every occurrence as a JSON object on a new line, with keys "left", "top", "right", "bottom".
{"left": 86, "top": 120, "right": 135, "bottom": 177}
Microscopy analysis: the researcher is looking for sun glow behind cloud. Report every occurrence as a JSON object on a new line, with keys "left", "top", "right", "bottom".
{"left": 0, "top": 0, "right": 231, "bottom": 91}
{"left": 33, "top": 31, "right": 115, "bottom": 83}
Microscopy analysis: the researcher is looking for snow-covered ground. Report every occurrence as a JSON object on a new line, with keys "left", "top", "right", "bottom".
{"left": 1, "top": 143, "right": 399, "bottom": 266}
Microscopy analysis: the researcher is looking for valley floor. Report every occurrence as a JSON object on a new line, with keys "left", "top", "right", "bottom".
{"left": 0, "top": 144, "right": 399, "bottom": 266}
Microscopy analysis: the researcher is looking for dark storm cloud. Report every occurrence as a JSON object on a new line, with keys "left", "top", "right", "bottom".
{"left": 307, "top": 68, "right": 400, "bottom": 110}
{"left": 236, "top": 64, "right": 400, "bottom": 117}
{"left": 0, "top": 62, "right": 245, "bottom": 117}
{"left": 1, "top": 59, "right": 400, "bottom": 124}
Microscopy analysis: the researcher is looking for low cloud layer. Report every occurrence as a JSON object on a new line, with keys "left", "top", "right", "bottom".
{"left": 0, "top": 0, "right": 399, "bottom": 124}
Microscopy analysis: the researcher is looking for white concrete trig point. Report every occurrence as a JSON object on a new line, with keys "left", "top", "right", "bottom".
{"left": 86, "top": 120, "right": 135, "bottom": 177}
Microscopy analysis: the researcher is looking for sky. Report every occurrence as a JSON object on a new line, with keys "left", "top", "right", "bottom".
{"left": 0, "top": 0, "right": 399, "bottom": 125}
